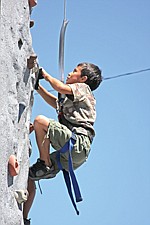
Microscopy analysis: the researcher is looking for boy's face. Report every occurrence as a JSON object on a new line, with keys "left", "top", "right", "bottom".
{"left": 66, "top": 66, "right": 87, "bottom": 84}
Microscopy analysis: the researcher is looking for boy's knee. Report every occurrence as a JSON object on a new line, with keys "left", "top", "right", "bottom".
{"left": 34, "top": 115, "right": 43, "bottom": 128}
{"left": 34, "top": 115, "right": 50, "bottom": 130}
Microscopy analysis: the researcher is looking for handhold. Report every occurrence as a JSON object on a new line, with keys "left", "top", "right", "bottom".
{"left": 18, "top": 102, "right": 26, "bottom": 122}
{"left": 18, "top": 38, "right": 23, "bottom": 50}
{"left": 29, "top": 123, "right": 34, "bottom": 134}
{"left": 8, "top": 155, "right": 19, "bottom": 176}
{"left": 29, "top": 139, "right": 32, "bottom": 157}
{"left": 27, "top": 55, "right": 37, "bottom": 69}
{"left": 30, "top": 20, "right": 34, "bottom": 28}
{"left": 14, "top": 190, "right": 29, "bottom": 204}
{"left": 28, "top": 0, "right": 37, "bottom": 8}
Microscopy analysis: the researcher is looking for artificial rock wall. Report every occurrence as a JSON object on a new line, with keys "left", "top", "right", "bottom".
{"left": 0, "top": 0, "right": 37, "bottom": 224}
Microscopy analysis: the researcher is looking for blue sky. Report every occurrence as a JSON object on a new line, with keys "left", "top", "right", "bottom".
{"left": 29, "top": 1, "right": 150, "bottom": 224}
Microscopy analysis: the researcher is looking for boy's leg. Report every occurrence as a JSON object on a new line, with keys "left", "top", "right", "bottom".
{"left": 29, "top": 115, "right": 56, "bottom": 180}
{"left": 33, "top": 115, "right": 52, "bottom": 167}
{"left": 29, "top": 118, "right": 74, "bottom": 180}
{"left": 23, "top": 178, "right": 36, "bottom": 221}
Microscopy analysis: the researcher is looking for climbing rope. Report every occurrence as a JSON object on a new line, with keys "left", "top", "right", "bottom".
{"left": 58, "top": 0, "right": 69, "bottom": 82}
{"left": 57, "top": 0, "right": 82, "bottom": 215}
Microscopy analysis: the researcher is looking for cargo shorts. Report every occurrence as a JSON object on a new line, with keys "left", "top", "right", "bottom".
{"left": 47, "top": 119, "right": 91, "bottom": 174}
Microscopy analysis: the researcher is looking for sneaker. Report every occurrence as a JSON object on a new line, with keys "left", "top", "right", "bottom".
{"left": 24, "top": 218, "right": 31, "bottom": 225}
{"left": 29, "top": 159, "right": 56, "bottom": 181}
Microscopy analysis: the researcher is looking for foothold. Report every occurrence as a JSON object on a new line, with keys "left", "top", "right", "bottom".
{"left": 18, "top": 38, "right": 23, "bottom": 49}
{"left": 8, "top": 155, "right": 19, "bottom": 176}
{"left": 18, "top": 102, "right": 26, "bottom": 122}
{"left": 14, "top": 190, "right": 29, "bottom": 204}
{"left": 27, "top": 55, "right": 37, "bottom": 69}
{"left": 28, "top": 0, "right": 37, "bottom": 8}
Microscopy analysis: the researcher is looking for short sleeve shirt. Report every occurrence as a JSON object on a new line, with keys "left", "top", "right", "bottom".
{"left": 62, "top": 83, "right": 96, "bottom": 137}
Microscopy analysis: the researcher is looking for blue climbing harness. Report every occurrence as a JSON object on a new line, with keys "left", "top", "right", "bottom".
{"left": 56, "top": 133, "right": 83, "bottom": 215}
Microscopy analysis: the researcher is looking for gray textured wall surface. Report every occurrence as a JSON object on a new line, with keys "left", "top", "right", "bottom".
{"left": 0, "top": 0, "right": 35, "bottom": 224}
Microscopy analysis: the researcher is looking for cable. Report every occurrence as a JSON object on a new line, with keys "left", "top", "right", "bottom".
{"left": 103, "top": 68, "right": 150, "bottom": 81}
{"left": 34, "top": 67, "right": 150, "bottom": 95}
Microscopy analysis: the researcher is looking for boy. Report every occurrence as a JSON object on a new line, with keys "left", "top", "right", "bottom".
{"left": 29, "top": 62, "right": 102, "bottom": 180}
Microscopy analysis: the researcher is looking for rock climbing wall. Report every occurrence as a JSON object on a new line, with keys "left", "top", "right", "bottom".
{"left": 0, "top": 0, "right": 36, "bottom": 224}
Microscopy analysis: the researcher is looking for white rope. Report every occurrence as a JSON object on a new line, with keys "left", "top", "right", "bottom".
{"left": 58, "top": 0, "right": 69, "bottom": 82}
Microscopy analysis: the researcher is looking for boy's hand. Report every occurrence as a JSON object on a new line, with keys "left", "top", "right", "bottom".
{"left": 41, "top": 68, "right": 51, "bottom": 81}
{"left": 41, "top": 68, "right": 72, "bottom": 95}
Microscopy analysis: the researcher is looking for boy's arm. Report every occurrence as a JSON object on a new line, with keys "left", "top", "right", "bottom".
{"left": 42, "top": 68, "right": 73, "bottom": 95}
{"left": 37, "top": 85, "right": 57, "bottom": 109}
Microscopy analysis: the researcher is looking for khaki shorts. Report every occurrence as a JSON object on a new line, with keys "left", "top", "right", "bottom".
{"left": 47, "top": 119, "right": 91, "bottom": 173}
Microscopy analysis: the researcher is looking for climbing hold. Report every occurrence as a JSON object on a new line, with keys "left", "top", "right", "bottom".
{"left": 18, "top": 102, "right": 26, "bottom": 122}
{"left": 29, "top": 139, "right": 32, "bottom": 157}
{"left": 28, "top": 0, "right": 37, "bottom": 8}
{"left": 18, "top": 38, "right": 23, "bottom": 50}
{"left": 8, "top": 155, "right": 19, "bottom": 176}
{"left": 27, "top": 55, "right": 37, "bottom": 69}
{"left": 29, "top": 123, "right": 34, "bottom": 157}
{"left": 14, "top": 190, "right": 29, "bottom": 204}
{"left": 29, "top": 122, "right": 34, "bottom": 134}
{"left": 30, "top": 20, "right": 34, "bottom": 28}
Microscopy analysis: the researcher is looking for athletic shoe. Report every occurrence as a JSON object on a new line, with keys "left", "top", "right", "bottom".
{"left": 24, "top": 218, "right": 30, "bottom": 225}
{"left": 29, "top": 159, "right": 56, "bottom": 181}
